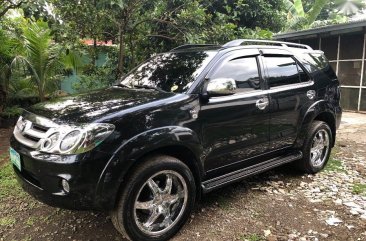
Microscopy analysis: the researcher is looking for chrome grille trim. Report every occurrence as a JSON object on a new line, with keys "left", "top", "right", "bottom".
{"left": 13, "top": 110, "right": 60, "bottom": 150}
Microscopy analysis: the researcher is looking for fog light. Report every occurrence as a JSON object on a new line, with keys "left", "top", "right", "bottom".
{"left": 61, "top": 179, "right": 70, "bottom": 193}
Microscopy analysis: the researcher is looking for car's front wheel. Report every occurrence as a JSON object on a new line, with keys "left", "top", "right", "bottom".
{"left": 111, "top": 155, "right": 196, "bottom": 241}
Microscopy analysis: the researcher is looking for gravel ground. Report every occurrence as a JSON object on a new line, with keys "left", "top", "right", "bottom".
{"left": 0, "top": 112, "right": 365, "bottom": 241}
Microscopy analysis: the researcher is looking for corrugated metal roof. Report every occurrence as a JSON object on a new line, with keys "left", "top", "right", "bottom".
{"left": 274, "top": 20, "right": 366, "bottom": 40}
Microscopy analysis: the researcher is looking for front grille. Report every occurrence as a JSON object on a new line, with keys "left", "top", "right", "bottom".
{"left": 13, "top": 114, "right": 58, "bottom": 150}
{"left": 23, "top": 133, "right": 41, "bottom": 143}
{"left": 31, "top": 123, "right": 49, "bottom": 133}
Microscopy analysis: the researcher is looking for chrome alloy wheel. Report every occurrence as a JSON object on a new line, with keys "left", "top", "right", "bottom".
{"left": 133, "top": 170, "right": 188, "bottom": 236}
{"left": 310, "top": 129, "right": 330, "bottom": 167}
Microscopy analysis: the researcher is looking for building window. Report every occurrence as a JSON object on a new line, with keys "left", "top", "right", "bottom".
{"left": 321, "top": 36, "right": 338, "bottom": 61}
{"left": 338, "top": 61, "right": 362, "bottom": 86}
{"left": 340, "top": 34, "right": 364, "bottom": 60}
{"left": 300, "top": 38, "right": 319, "bottom": 50}
{"left": 341, "top": 88, "right": 360, "bottom": 110}
{"left": 360, "top": 89, "right": 366, "bottom": 111}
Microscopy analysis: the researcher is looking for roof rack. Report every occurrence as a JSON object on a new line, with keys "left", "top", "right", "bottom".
{"left": 223, "top": 39, "right": 313, "bottom": 50}
{"left": 171, "top": 44, "right": 219, "bottom": 51}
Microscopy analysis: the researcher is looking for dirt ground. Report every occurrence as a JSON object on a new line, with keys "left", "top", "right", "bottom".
{"left": 0, "top": 112, "right": 366, "bottom": 241}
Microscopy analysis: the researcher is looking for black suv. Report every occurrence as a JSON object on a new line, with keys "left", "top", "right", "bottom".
{"left": 10, "top": 39, "right": 342, "bottom": 241}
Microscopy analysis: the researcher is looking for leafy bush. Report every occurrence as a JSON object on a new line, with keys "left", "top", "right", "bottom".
{"left": 72, "top": 49, "right": 118, "bottom": 93}
{"left": 0, "top": 106, "right": 23, "bottom": 119}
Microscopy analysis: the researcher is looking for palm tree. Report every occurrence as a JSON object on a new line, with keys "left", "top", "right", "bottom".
{"left": 12, "top": 20, "right": 82, "bottom": 101}
{"left": 0, "top": 28, "right": 15, "bottom": 112}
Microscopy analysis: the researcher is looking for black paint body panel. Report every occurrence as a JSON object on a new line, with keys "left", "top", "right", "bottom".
{"left": 10, "top": 45, "right": 342, "bottom": 210}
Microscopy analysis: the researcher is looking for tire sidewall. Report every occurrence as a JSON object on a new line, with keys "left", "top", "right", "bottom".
{"left": 120, "top": 157, "right": 196, "bottom": 241}
{"left": 304, "top": 121, "right": 333, "bottom": 173}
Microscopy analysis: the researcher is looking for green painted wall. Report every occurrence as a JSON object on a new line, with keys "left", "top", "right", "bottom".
{"left": 60, "top": 50, "right": 109, "bottom": 94}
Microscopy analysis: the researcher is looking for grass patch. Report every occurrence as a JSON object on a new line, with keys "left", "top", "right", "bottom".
{"left": 324, "top": 147, "right": 346, "bottom": 173}
{"left": 239, "top": 233, "right": 264, "bottom": 241}
{"left": 0, "top": 152, "right": 9, "bottom": 163}
{"left": 25, "top": 216, "right": 39, "bottom": 227}
{"left": 217, "top": 195, "right": 231, "bottom": 210}
{"left": 0, "top": 161, "right": 24, "bottom": 199}
{"left": 352, "top": 183, "right": 366, "bottom": 195}
{"left": 0, "top": 216, "right": 16, "bottom": 227}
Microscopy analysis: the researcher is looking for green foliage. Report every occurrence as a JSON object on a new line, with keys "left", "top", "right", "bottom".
{"left": 12, "top": 19, "right": 83, "bottom": 101}
{"left": 0, "top": 106, "right": 22, "bottom": 118}
{"left": 239, "top": 233, "right": 265, "bottom": 241}
{"left": 324, "top": 148, "right": 346, "bottom": 173}
{"left": 284, "top": 0, "right": 329, "bottom": 30}
{"left": 352, "top": 183, "right": 366, "bottom": 195}
{"left": 0, "top": 161, "right": 24, "bottom": 199}
{"left": 284, "top": 0, "right": 366, "bottom": 31}
{"left": 0, "top": 217, "right": 16, "bottom": 227}
{"left": 73, "top": 66, "right": 116, "bottom": 93}
{"left": 49, "top": 0, "right": 285, "bottom": 77}
{"left": 0, "top": 0, "right": 22, "bottom": 19}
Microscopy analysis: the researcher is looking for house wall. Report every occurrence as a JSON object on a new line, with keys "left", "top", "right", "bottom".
{"left": 282, "top": 32, "right": 366, "bottom": 112}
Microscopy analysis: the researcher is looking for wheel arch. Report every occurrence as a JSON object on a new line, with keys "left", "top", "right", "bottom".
{"left": 94, "top": 126, "right": 204, "bottom": 210}
{"left": 313, "top": 111, "right": 336, "bottom": 147}
{"left": 295, "top": 100, "right": 337, "bottom": 148}
{"left": 119, "top": 145, "right": 203, "bottom": 200}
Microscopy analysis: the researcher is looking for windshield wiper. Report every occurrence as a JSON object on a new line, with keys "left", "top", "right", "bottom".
{"left": 133, "top": 85, "right": 167, "bottom": 92}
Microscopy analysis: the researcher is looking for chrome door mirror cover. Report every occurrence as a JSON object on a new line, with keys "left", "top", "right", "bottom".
{"left": 206, "top": 78, "right": 237, "bottom": 97}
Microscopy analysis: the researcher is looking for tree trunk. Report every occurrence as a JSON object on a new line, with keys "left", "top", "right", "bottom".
{"left": 117, "top": 25, "right": 126, "bottom": 78}
{"left": 0, "top": 85, "right": 6, "bottom": 113}
{"left": 93, "top": 35, "right": 97, "bottom": 66}
{"left": 129, "top": 35, "right": 135, "bottom": 69}
{"left": 38, "top": 84, "right": 45, "bottom": 102}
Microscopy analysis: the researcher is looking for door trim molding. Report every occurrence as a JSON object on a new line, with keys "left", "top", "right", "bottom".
{"left": 208, "top": 80, "right": 314, "bottom": 103}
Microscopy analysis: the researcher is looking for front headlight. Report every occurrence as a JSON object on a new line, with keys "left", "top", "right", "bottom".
{"left": 39, "top": 123, "right": 114, "bottom": 154}
{"left": 60, "top": 130, "right": 82, "bottom": 153}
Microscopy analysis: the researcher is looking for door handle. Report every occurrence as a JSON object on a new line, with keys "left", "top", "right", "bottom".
{"left": 256, "top": 98, "right": 269, "bottom": 110}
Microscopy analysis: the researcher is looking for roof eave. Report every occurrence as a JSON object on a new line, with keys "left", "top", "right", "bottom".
{"left": 274, "top": 20, "right": 366, "bottom": 40}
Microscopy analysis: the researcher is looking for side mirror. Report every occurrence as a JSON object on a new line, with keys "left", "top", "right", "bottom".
{"left": 206, "top": 78, "right": 237, "bottom": 97}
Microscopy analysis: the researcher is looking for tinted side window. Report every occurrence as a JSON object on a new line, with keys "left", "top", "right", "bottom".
{"left": 298, "top": 65, "right": 310, "bottom": 82}
{"left": 264, "top": 56, "right": 300, "bottom": 87}
{"left": 212, "top": 57, "right": 260, "bottom": 92}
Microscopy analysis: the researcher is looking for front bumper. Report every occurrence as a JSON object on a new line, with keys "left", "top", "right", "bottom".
{"left": 10, "top": 136, "right": 114, "bottom": 210}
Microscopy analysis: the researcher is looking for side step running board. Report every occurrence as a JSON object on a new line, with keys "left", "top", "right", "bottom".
{"left": 202, "top": 151, "right": 302, "bottom": 193}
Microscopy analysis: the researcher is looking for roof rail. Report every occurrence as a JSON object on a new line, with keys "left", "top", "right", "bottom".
{"left": 171, "top": 44, "right": 219, "bottom": 51}
{"left": 223, "top": 39, "right": 313, "bottom": 50}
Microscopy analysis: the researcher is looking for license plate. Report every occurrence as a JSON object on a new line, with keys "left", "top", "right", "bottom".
{"left": 9, "top": 147, "right": 21, "bottom": 171}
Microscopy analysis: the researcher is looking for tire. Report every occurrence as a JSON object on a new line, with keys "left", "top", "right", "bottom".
{"left": 111, "top": 155, "right": 196, "bottom": 241}
{"left": 297, "top": 120, "right": 333, "bottom": 174}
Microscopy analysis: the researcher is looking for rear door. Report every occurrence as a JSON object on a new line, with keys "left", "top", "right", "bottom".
{"left": 261, "top": 51, "right": 316, "bottom": 151}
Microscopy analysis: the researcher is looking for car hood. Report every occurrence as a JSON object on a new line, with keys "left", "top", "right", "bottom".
{"left": 28, "top": 87, "right": 182, "bottom": 123}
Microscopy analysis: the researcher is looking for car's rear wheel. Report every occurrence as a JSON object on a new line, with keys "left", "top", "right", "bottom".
{"left": 111, "top": 155, "right": 196, "bottom": 241}
{"left": 297, "top": 120, "right": 333, "bottom": 173}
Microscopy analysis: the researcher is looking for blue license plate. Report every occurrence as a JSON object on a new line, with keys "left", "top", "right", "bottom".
{"left": 9, "top": 147, "right": 21, "bottom": 171}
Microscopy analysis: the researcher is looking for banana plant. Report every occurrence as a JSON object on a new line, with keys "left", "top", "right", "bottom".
{"left": 284, "top": 0, "right": 364, "bottom": 31}
{"left": 284, "top": 0, "right": 329, "bottom": 30}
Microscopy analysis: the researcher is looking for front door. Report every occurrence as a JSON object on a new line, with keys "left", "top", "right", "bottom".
{"left": 199, "top": 50, "right": 270, "bottom": 175}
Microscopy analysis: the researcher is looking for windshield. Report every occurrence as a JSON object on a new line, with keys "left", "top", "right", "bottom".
{"left": 118, "top": 51, "right": 217, "bottom": 93}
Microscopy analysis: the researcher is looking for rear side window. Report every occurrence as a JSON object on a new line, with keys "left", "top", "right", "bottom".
{"left": 263, "top": 56, "right": 307, "bottom": 88}
{"left": 212, "top": 56, "right": 261, "bottom": 92}
{"left": 299, "top": 53, "right": 337, "bottom": 80}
